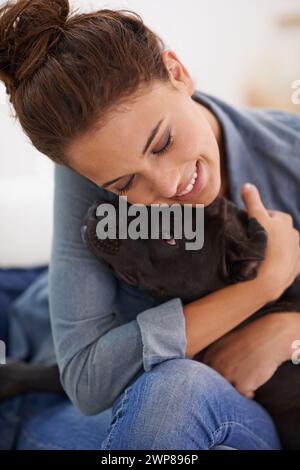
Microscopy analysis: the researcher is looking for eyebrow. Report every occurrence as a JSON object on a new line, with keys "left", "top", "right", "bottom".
{"left": 100, "top": 118, "right": 164, "bottom": 189}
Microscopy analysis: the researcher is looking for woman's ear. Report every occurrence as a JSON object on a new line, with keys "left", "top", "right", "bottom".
{"left": 222, "top": 217, "right": 268, "bottom": 283}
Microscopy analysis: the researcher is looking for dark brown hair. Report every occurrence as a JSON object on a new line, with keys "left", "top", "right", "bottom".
{"left": 0, "top": 0, "right": 171, "bottom": 164}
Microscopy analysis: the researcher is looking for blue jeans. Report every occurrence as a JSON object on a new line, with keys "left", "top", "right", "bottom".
{"left": 2, "top": 358, "right": 281, "bottom": 450}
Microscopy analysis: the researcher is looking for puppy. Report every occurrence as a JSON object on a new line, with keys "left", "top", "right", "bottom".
{"left": 82, "top": 195, "right": 300, "bottom": 450}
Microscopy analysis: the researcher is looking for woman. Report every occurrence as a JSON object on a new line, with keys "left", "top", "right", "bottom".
{"left": 0, "top": 0, "right": 300, "bottom": 450}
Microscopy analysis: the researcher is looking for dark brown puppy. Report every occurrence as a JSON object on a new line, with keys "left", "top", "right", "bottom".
{"left": 82, "top": 195, "right": 300, "bottom": 450}
{"left": 83, "top": 196, "right": 269, "bottom": 303}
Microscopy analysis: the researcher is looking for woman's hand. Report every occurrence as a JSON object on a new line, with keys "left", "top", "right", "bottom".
{"left": 241, "top": 183, "right": 300, "bottom": 301}
{"left": 198, "top": 313, "right": 299, "bottom": 399}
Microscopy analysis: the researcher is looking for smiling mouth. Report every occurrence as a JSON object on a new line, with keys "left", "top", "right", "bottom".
{"left": 174, "top": 160, "right": 201, "bottom": 198}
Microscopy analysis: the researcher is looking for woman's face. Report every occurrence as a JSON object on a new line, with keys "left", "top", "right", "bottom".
{"left": 66, "top": 50, "right": 223, "bottom": 207}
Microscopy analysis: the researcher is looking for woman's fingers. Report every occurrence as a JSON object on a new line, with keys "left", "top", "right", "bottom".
{"left": 241, "top": 183, "right": 269, "bottom": 221}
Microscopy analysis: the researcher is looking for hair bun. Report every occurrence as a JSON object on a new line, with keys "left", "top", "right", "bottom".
{"left": 0, "top": 0, "right": 69, "bottom": 95}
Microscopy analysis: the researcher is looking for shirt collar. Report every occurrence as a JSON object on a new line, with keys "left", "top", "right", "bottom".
{"left": 191, "top": 90, "right": 259, "bottom": 208}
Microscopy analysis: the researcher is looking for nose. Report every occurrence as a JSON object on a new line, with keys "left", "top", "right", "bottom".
{"left": 145, "top": 166, "right": 180, "bottom": 199}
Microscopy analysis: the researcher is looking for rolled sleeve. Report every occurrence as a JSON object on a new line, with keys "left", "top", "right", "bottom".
{"left": 136, "top": 297, "right": 187, "bottom": 372}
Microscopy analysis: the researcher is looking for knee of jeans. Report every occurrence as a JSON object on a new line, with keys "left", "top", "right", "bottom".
{"left": 103, "top": 359, "right": 232, "bottom": 450}
{"left": 141, "top": 357, "right": 228, "bottom": 403}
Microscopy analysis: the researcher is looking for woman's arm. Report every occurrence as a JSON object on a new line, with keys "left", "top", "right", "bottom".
{"left": 199, "top": 312, "right": 300, "bottom": 398}
{"left": 183, "top": 184, "right": 300, "bottom": 358}
{"left": 49, "top": 164, "right": 188, "bottom": 415}
{"left": 183, "top": 276, "right": 273, "bottom": 358}
{"left": 49, "top": 168, "right": 299, "bottom": 415}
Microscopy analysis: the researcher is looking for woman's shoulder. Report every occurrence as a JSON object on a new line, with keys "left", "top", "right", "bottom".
{"left": 54, "top": 163, "right": 118, "bottom": 204}
{"left": 246, "top": 107, "right": 300, "bottom": 134}
{"left": 193, "top": 91, "right": 300, "bottom": 153}
{"left": 237, "top": 106, "right": 300, "bottom": 160}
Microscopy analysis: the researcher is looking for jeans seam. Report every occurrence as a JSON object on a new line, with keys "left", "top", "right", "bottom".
{"left": 101, "top": 385, "right": 133, "bottom": 450}
{"left": 209, "top": 420, "right": 278, "bottom": 450}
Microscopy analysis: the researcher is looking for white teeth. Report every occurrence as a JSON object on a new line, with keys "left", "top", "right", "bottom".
{"left": 176, "top": 165, "right": 198, "bottom": 196}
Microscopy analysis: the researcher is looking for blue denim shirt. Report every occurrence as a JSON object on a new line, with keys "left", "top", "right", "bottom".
{"left": 49, "top": 90, "right": 300, "bottom": 415}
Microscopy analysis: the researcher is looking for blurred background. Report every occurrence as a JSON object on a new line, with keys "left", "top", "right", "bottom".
{"left": 0, "top": 0, "right": 299, "bottom": 268}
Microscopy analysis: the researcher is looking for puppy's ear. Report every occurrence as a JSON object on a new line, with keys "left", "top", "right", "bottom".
{"left": 83, "top": 199, "right": 122, "bottom": 258}
{"left": 222, "top": 217, "right": 268, "bottom": 283}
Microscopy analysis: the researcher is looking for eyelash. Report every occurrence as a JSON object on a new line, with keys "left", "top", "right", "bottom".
{"left": 115, "top": 131, "right": 174, "bottom": 195}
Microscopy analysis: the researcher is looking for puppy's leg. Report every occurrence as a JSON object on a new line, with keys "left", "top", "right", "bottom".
{"left": 255, "top": 361, "right": 300, "bottom": 450}
{"left": 0, "top": 361, "right": 65, "bottom": 402}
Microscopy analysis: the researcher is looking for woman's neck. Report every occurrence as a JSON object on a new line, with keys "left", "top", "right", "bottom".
{"left": 196, "top": 100, "right": 230, "bottom": 199}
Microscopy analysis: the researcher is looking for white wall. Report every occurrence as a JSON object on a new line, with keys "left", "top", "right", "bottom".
{"left": 88, "top": 0, "right": 299, "bottom": 106}
{"left": 0, "top": 88, "right": 54, "bottom": 268}
{"left": 0, "top": 0, "right": 298, "bottom": 267}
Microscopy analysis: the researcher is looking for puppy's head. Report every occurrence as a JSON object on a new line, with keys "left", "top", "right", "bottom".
{"left": 82, "top": 196, "right": 268, "bottom": 303}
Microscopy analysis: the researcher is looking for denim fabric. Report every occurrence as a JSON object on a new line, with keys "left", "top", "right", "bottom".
{"left": 192, "top": 92, "right": 300, "bottom": 231}
{"left": 13, "top": 359, "right": 281, "bottom": 450}
{"left": 0, "top": 396, "right": 24, "bottom": 450}
{"left": 15, "top": 393, "right": 112, "bottom": 450}
{"left": 1, "top": 90, "right": 299, "bottom": 449}
{"left": 6, "top": 270, "right": 55, "bottom": 364}
{"left": 49, "top": 90, "right": 300, "bottom": 417}
{"left": 0, "top": 266, "right": 47, "bottom": 347}
{"left": 99, "top": 359, "right": 281, "bottom": 450}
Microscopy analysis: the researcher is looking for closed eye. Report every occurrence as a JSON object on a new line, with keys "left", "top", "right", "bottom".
{"left": 152, "top": 130, "right": 174, "bottom": 157}
{"left": 115, "top": 129, "right": 174, "bottom": 195}
{"left": 115, "top": 174, "right": 135, "bottom": 194}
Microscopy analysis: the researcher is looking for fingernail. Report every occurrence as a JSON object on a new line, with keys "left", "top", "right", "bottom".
{"left": 243, "top": 182, "right": 255, "bottom": 191}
